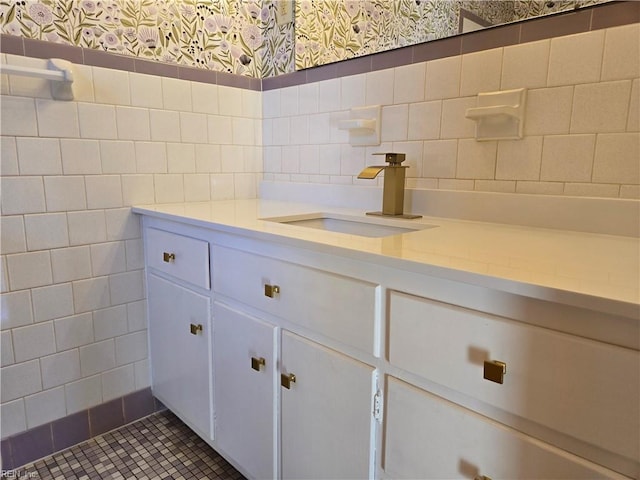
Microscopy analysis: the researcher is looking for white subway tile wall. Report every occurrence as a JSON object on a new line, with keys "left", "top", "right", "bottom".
{"left": 36, "top": 99, "right": 81, "bottom": 138}
{"left": 548, "top": 30, "right": 605, "bottom": 87}
{"left": 394, "top": 63, "right": 426, "bottom": 104}
{"left": 31, "top": 284, "right": 74, "bottom": 323}
{"left": 460, "top": 48, "right": 503, "bottom": 97}
{"left": 262, "top": 24, "right": 640, "bottom": 199}
{"left": 0, "top": 399, "right": 26, "bottom": 438}
{"left": 1, "top": 331, "right": 15, "bottom": 366}
{"left": 1, "top": 97, "right": 38, "bottom": 136}
{"left": 101, "top": 364, "right": 135, "bottom": 402}
{"left": 64, "top": 375, "right": 102, "bottom": 414}
{"left": 501, "top": 40, "right": 550, "bottom": 90}
{"left": 79, "top": 340, "right": 116, "bottom": 378}
{"left": 77, "top": 103, "right": 118, "bottom": 140}
{"left": 40, "top": 349, "right": 81, "bottom": 389}
{"left": 0, "top": 51, "right": 261, "bottom": 439}
{"left": 12, "top": 322, "right": 56, "bottom": 363}
{"left": 130, "top": 73, "right": 163, "bottom": 110}
{"left": 1, "top": 360, "right": 42, "bottom": 403}
{"left": 1, "top": 22, "right": 638, "bottom": 441}
{"left": 17, "top": 138, "right": 63, "bottom": 175}
{"left": 24, "top": 386, "right": 66, "bottom": 429}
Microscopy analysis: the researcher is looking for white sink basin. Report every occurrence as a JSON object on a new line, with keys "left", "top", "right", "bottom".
{"left": 263, "top": 213, "right": 436, "bottom": 238}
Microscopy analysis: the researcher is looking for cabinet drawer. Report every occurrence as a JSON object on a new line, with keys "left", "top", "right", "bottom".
{"left": 212, "top": 245, "right": 376, "bottom": 354}
{"left": 384, "top": 377, "right": 625, "bottom": 479}
{"left": 388, "top": 291, "right": 640, "bottom": 463}
{"left": 146, "top": 228, "right": 210, "bottom": 290}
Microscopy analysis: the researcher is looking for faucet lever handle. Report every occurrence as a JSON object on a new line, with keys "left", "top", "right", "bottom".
{"left": 373, "top": 152, "right": 405, "bottom": 165}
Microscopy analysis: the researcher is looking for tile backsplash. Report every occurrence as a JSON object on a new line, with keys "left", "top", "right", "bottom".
{"left": 0, "top": 54, "right": 261, "bottom": 441}
{"left": 262, "top": 24, "right": 640, "bottom": 200}
{"left": 1, "top": 20, "right": 639, "bottom": 447}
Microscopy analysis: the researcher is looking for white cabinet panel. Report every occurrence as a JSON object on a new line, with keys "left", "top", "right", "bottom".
{"left": 388, "top": 290, "right": 640, "bottom": 463}
{"left": 140, "top": 216, "right": 636, "bottom": 480}
{"left": 384, "top": 377, "right": 625, "bottom": 480}
{"left": 148, "top": 274, "right": 212, "bottom": 440}
{"left": 281, "top": 331, "right": 374, "bottom": 480}
{"left": 213, "top": 303, "right": 275, "bottom": 480}
{"left": 212, "top": 245, "right": 376, "bottom": 354}
{"left": 146, "top": 227, "right": 210, "bottom": 289}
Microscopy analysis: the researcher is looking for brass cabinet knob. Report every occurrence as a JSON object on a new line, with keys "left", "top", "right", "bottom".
{"left": 483, "top": 360, "right": 507, "bottom": 384}
{"left": 264, "top": 284, "right": 280, "bottom": 298}
{"left": 163, "top": 252, "right": 175, "bottom": 263}
{"left": 190, "top": 323, "right": 203, "bottom": 335}
{"left": 251, "top": 356, "right": 266, "bottom": 371}
{"left": 474, "top": 476, "right": 492, "bottom": 480}
{"left": 281, "top": 373, "right": 296, "bottom": 389}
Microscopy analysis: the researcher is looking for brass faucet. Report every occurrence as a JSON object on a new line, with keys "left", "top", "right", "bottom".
{"left": 358, "top": 153, "right": 421, "bottom": 219}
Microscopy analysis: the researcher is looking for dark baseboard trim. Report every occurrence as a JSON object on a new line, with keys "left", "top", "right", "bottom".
{"left": 0, "top": 387, "right": 166, "bottom": 471}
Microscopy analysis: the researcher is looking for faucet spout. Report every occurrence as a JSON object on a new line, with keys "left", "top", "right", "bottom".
{"left": 357, "top": 165, "right": 386, "bottom": 180}
{"left": 358, "top": 152, "right": 422, "bottom": 219}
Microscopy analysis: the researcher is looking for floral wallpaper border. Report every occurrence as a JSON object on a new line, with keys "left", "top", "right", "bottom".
{"left": 1, "top": 0, "right": 295, "bottom": 78}
{"left": 0, "top": 0, "right": 610, "bottom": 78}
{"left": 293, "top": 0, "right": 610, "bottom": 70}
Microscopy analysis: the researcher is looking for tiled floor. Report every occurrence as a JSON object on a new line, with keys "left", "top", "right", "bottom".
{"left": 10, "top": 411, "right": 246, "bottom": 480}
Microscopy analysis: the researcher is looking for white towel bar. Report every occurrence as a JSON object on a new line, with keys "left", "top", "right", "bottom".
{"left": 1, "top": 58, "right": 75, "bottom": 100}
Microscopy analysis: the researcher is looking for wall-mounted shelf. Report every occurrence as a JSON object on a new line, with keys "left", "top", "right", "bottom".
{"left": 0, "top": 58, "right": 75, "bottom": 100}
{"left": 338, "top": 118, "right": 376, "bottom": 131}
{"left": 465, "top": 88, "right": 526, "bottom": 141}
{"left": 465, "top": 105, "right": 519, "bottom": 120}
{"left": 338, "top": 105, "right": 381, "bottom": 146}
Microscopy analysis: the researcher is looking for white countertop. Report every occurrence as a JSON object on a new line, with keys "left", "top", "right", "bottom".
{"left": 133, "top": 199, "right": 640, "bottom": 318}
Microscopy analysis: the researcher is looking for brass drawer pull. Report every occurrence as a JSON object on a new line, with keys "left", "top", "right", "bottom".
{"left": 163, "top": 252, "right": 175, "bottom": 263}
{"left": 190, "top": 323, "right": 203, "bottom": 335}
{"left": 281, "top": 373, "right": 296, "bottom": 389}
{"left": 475, "top": 476, "right": 492, "bottom": 480}
{"left": 483, "top": 360, "right": 507, "bottom": 384}
{"left": 251, "top": 356, "right": 266, "bottom": 371}
{"left": 264, "top": 284, "right": 280, "bottom": 298}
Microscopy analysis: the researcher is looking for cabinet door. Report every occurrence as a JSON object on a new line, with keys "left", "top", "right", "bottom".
{"left": 384, "top": 377, "right": 624, "bottom": 480}
{"left": 281, "top": 331, "right": 374, "bottom": 480}
{"left": 148, "top": 274, "right": 212, "bottom": 440}
{"left": 213, "top": 303, "right": 275, "bottom": 480}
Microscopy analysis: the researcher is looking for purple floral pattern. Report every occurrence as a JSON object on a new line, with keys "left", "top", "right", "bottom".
{"left": 294, "top": 0, "right": 610, "bottom": 70}
{"left": 0, "top": 0, "right": 608, "bottom": 77}
{"left": 0, "top": 0, "right": 295, "bottom": 78}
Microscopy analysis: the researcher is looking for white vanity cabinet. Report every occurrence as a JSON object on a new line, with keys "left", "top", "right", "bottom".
{"left": 137, "top": 209, "right": 639, "bottom": 480}
{"left": 212, "top": 303, "right": 275, "bottom": 480}
{"left": 145, "top": 226, "right": 212, "bottom": 441}
{"left": 280, "top": 331, "right": 374, "bottom": 480}
{"left": 210, "top": 242, "right": 377, "bottom": 479}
